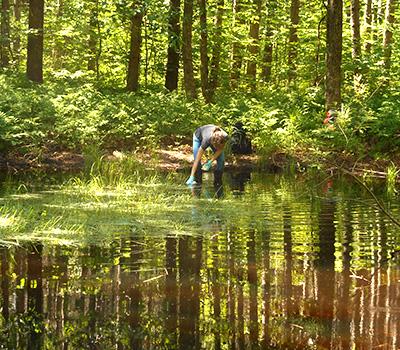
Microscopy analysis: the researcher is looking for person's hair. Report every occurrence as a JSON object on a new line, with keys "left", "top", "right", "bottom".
{"left": 211, "top": 127, "right": 226, "bottom": 148}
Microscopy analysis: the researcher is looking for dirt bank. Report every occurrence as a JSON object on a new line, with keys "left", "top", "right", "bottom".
{"left": 1, "top": 146, "right": 399, "bottom": 179}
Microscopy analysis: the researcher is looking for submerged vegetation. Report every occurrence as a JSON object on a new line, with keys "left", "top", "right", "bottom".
{"left": 1, "top": 154, "right": 399, "bottom": 250}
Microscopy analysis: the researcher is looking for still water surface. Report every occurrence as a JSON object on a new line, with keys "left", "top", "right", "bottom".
{"left": 0, "top": 171, "right": 400, "bottom": 349}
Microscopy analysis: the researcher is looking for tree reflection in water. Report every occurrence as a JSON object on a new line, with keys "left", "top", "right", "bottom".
{"left": 0, "top": 176, "right": 400, "bottom": 349}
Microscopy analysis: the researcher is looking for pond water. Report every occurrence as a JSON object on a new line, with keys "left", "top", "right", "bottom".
{"left": 0, "top": 170, "right": 400, "bottom": 349}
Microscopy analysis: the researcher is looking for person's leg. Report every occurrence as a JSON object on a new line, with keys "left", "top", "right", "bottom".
{"left": 215, "top": 151, "right": 225, "bottom": 171}
{"left": 214, "top": 150, "right": 224, "bottom": 186}
{"left": 193, "top": 134, "right": 202, "bottom": 183}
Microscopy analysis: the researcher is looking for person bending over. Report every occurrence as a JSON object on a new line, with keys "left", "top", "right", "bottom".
{"left": 186, "top": 124, "right": 228, "bottom": 186}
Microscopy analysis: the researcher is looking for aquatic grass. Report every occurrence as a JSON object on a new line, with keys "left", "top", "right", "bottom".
{"left": 386, "top": 162, "right": 399, "bottom": 197}
{"left": 0, "top": 170, "right": 366, "bottom": 247}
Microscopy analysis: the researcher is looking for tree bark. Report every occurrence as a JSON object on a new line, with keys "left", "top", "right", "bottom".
{"left": 13, "top": 0, "right": 22, "bottom": 63}
{"left": 325, "top": 0, "right": 343, "bottom": 110}
{"left": 126, "top": 0, "right": 143, "bottom": 92}
{"left": 52, "top": 0, "right": 65, "bottom": 69}
{"left": 350, "top": 0, "right": 361, "bottom": 68}
{"left": 199, "top": 0, "right": 209, "bottom": 101}
{"left": 27, "top": 0, "right": 44, "bottom": 83}
{"left": 208, "top": 0, "right": 224, "bottom": 101}
{"left": 246, "top": 0, "right": 262, "bottom": 87}
{"left": 364, "top": 0, "right": 372, "bottom": 53}
{"left": 230, "top": 0, "right": 245, "bottom": 88}
{"left": 383, "top": 0, "right": 396, "bottom": 71}
{"left": 87, "top": 0, "right": 100, "bottom": 78}
{"left": 1, "top": 0, "right": 11, "bottom": 67}
{"left": 165, "top": 0, "right": 181, "bottom": 92}
{"left": 262, "top": 1, "right": 275, "bottom": 81}
{"left": 288, "top": 0, "right": 300, "bottom": 82}
{"left": 182, "top": 0, "right": 196, "bottom": 98}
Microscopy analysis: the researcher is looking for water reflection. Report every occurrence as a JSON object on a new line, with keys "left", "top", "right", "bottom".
{"left": 0, "top": 174, "right": 400, "bottom": 349}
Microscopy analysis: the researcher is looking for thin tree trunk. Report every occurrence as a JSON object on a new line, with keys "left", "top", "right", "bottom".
{"left": 364, "top": 0, "right": 372, "bottom": 53}
{"left": 144, "top": 15, "right": 148, "bottom": 87}
{"left": 199, "top": 0, "right": 209, "bottom": 101}
{"left": 182, "top": 0, "right": 196, "bottom": 98}
{"left": 230, "top": 0, "right": 245, "bottom": 88}
{"left": 52, "top": 0, "right": 64, "bottom": 69}
{"left": 27, "top": 0, "right": 44, "bottom": 82}
{"left": 325, "top": 0, "right": 343, "bottom": 110}
{"left": 262, "top": 1, "right": 275, "bottom": 81}
{"left": 208, "top": 0, "right": 224, "bottom": 101}
{"left": 350, "top": 0, "right": 361, "bottom": 70}
{"left": 382, "top": 0, "right": 396, "bottom": 71}
{"left": 165, "top": 0, "right": 181, "bottom": 92}
{"left": 246, "top": 0, "right": 262, "bottom": 88}
{"left": 262, "top": 40, "right": 273, "bottom": 81}
{"left": 126, "top": 0, "right": 143, "bottom": 92}
{"left": 13, "top": 0, "right": 22, "bottom": 63}
{"left": 313, "top": 14, "right": 325, "bottom": 86}
{"left": 372, "top": 0, "right": 385, "bottom": 46}
{"left": 1, "top": 0, "right": 11, "bottom": 67}
{"left": 87, "top": 0, "right": 100, "bottom": 76}
{"left": 288, "top": 0, "right": 300, "bottom": 82}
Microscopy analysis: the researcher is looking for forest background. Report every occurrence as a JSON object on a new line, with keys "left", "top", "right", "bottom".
{"left": 0, "top": 0, "right": 399, "bottom": 167}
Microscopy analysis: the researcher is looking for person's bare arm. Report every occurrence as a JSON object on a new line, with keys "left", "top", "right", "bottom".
{"left": 211, "top": 147, "right": 224, "bottom": 163}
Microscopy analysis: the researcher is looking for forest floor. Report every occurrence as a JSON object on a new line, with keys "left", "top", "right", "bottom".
{"left": 0, "top": 145, "right": 398, "bottom": 179}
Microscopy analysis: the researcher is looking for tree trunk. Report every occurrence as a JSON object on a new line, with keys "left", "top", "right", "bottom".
{"left": 13, "top": 0, "right": 22, "bottom": 63}
{"left": 364, "top": 0, "right": 372, "bottom": 53}
{"left": 261, "top": 1, "right": 275, "bottom": 81}
{"left": 165, "top": 0, "right": 181, "bottom": 92}
{"left": 1, "top": 0, "right": 11, "bottom": 67}
{"left": 383, "top": 0, "right": 396, "bottom": 71}
{"left": 288, "top": 0, "right": 300, "bottom": 82}
{"left": 350, "top": 0, "right": 361, "bottom": 68}
{"left": 199, "top": 0, "right": 209, "bottom": 101}
{"left": 87, "top": 0, "right": 100, "bottom": 78}
{"left": 126, "top": 0, "right": 143, "bottom": 92}
{"left": 27, "top": 0, "right": 44, "bottom": 83}
{"left": 230, "top": 0, "right": 245, "bottom": 88}
{"left": 208, "top": 0, "right": 224, "bottom": 101}
{"left": 325, "top": 0, "right": 343, "bottom": 111}
{"left": 246, "top": 0, "right": 262, "bottom": 87}
{"left": 52, "top": 0, "right": 64, "bottom": 69}
{"left": 182, "top": 0, "right": 196, "bottom": 98}
{"left": 262, "top": 39, "right": 273, "bottom": 81}
{"left": 372, "top": 0, "right": 385, "bottom": 46}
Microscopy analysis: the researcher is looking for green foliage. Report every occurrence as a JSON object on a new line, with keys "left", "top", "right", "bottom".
{"left": 386, "top": 162, "right": 399, "bottom": 197}
{"left": 1, "top": 69, "right": 400, "bottom": 160}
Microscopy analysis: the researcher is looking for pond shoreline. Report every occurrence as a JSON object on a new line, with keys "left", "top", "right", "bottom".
{"left": 1, "top": 146, "right": 399, "bottom": 179}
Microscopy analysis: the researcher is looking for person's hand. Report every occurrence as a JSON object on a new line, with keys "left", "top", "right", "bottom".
{"left": 186, "top": 175, "right": 197, "bottom": 186}
{"left": 202, "top": 159, "right": 212, "bottom": 171}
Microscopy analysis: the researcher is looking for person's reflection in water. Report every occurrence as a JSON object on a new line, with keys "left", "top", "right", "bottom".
{"left": 190, "top": 172, "right": 224, "bottom": 199}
